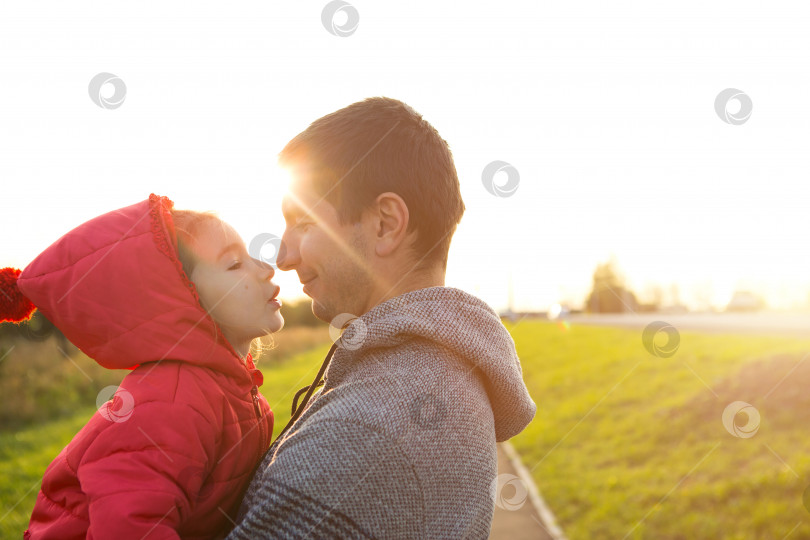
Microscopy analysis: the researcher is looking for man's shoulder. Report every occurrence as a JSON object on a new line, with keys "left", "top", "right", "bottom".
{"left": 231, "top": 415, "right": 426, "bottom": 539}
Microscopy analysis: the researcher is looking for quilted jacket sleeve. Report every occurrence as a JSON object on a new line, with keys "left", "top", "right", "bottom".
{"left": 77, "top": 398, "right": 217, "bottom": 540}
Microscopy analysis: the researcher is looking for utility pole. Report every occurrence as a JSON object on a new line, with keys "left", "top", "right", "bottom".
{"left": 507, "top": 272, "right": 516, "bottom": 322}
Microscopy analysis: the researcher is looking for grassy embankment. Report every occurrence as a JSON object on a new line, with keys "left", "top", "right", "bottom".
{"left": 508, "top": 320, "right": 810, "bottom": 539}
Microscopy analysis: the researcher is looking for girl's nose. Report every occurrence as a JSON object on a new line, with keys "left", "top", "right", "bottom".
{"left": 254, "top": 258, "right": 275, "bottom": 280}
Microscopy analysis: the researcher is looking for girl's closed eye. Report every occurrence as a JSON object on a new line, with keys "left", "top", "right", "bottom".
{"left": 228, "top": 260, "right": 242, "bottom": 270}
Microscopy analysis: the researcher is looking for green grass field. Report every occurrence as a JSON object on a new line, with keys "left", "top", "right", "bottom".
{"left": 507, "top": 320, "right": 810, "bottom": 539}
{"left": 3, "top": 322, "right": 810, "bottom": 538}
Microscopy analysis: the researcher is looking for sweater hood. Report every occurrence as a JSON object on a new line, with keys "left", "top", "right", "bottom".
{"left": 333, "top": 286, "right": 536, "bottom": 442}
{"left": 17, "top": 194, "right": 249, "bottom": 382}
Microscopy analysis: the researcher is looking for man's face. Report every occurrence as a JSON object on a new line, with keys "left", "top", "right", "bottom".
{"left": 278, "top": 174, "right": 372, "bottom": 322}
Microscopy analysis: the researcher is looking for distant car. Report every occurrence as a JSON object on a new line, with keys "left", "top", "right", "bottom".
{"left": 547, "top": 303, "right": 571, "bottom": 320}
{"left": 725, "top": 291, "right": 765, "bottom": 312}
{"left": 659, "top": 304, "right": 689, "bottom": 314}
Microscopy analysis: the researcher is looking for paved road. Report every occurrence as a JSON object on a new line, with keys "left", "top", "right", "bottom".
{"left": 565, "top": 311, "right": 810, "bottom": 337}
{"left": 489, "top": 444, "right": 556, "bottom": 540}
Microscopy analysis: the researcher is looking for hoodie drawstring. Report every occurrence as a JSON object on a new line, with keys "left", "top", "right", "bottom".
{"left": 274, "top": 342, "right": 338, "bottom": 444}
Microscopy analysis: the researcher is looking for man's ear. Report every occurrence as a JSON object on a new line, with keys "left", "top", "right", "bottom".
{"left": 372, "top": 192, "right": 411, "bottom": 257}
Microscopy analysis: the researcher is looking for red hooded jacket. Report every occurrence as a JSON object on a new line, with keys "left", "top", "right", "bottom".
{"left": 19, "top": 194, "right": 273, "bottom": 539}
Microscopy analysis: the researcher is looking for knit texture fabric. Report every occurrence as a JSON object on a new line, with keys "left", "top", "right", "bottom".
{"left": 228, "top": 287, "right": 537, "bottom": 539}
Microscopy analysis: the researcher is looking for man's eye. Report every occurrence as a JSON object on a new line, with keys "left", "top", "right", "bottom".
{"left": 297, "top": 221, "right": 313, "bottom": 231}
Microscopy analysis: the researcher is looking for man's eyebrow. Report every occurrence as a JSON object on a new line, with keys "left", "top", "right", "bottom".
{"left": 217, "top": 242, "right": 244, "bottom": 261}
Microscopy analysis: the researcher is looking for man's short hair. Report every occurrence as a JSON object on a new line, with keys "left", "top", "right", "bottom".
{"left": 278, "top": 97, "right": 465, "bottom": 270}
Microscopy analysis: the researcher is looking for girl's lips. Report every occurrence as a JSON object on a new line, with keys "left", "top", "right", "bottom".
{"left": 267, "top": 286, "right": 281, "bottom": 307}
{"left": 268, "top": 285, "right": 281, "bottom": 301}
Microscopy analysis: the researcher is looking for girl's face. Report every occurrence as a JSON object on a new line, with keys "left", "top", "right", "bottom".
{"left": 188, "top": 219, "right": 284, "bottom": 356}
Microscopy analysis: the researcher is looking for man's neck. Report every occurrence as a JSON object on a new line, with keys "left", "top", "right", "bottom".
{"left": 363, "top": 265, "right": 445, "bottom": 315}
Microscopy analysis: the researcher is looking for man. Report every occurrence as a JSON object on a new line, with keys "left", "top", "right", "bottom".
{"left": 229, "top": 97, "right": 536, "bottom": 539}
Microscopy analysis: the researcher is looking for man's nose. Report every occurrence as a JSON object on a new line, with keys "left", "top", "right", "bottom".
{"left": 275, "top": 235, "right": 296, "bottom": 271}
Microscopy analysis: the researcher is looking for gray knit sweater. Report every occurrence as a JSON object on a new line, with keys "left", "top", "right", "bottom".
{"left": 228, "top": 287, "right": 536, "bottom": 539}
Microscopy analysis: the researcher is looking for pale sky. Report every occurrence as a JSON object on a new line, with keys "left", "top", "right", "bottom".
{"left": 2, "top": 1, "right": 810, "bottom": 312}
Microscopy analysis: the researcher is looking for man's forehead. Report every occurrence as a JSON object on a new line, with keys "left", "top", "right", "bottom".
{"left": 280, "top": 193, "right": 304, "bottom": 217}
{"left": 281, "top": 173, "right": 322, "bottom": 215}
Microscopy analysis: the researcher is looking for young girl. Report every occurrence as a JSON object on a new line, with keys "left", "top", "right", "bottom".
{"left": 0, "top": 194, "right": 282, "bottom": 539}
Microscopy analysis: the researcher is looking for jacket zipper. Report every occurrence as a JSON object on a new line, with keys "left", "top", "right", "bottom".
{"left": 251, "top": 385, "right": 266, "bottom": 463}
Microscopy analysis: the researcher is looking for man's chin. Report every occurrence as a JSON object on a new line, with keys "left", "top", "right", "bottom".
{"left": 302, "top": 276, "right": 318, "bottom": 297}
{"left": 310, "top": 298, "right": 334, "bottom": 323}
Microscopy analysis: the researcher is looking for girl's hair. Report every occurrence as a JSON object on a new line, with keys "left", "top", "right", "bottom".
{"left": 171, "top": 209, "right": 222, "bottom": 277}
{"left": 170, "top": 209, "right": 273, "bottom": 360}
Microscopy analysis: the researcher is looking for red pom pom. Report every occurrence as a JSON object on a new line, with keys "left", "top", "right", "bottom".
{"left": 0, "top": 267, "right": 36, "bottom": 323}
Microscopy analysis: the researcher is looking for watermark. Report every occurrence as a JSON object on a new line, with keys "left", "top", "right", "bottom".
{"left": 20, "top": 315, "right": 54, "bottom": 342}
{"left": 409, "top": 393, "right": 447, "bottom": 430}
{"left": 88, "top": 72, "right": 127, "bottom": 110}
{"left": 321, "top": 1, "right": 359, "bottom": 37}
{"left": 328, "top": 313, "right": 367, "bottom": 350}
{"left": 641, "top": 321, "right": 680, "bottom": 358}
{"left": 714, "top": 88, "right": 752, "bottom": 125}
{"left": 248, "top": 233, "right": 282, "bottom": 268}
{"left": 722, "top": 401, "right": 760, "bottom": 438}
{"left": 490, "top": 473, "right": 528, "bottom": 511}
{"left": 96, "top": 385, "right": 135, "bottom": 423}
{"left": 482, "top": 160, "right": 520, "bottom": 198}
